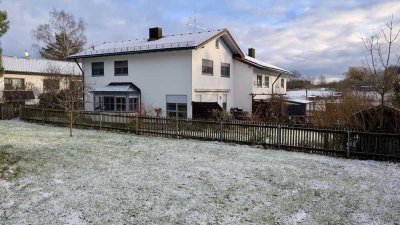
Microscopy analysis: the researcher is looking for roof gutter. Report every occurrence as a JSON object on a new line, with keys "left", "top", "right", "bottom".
{"left": 67, "top": 47, "right": 195, "bottom": 60}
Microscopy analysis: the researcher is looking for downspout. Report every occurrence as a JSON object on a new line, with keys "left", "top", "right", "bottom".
{"left": 74, "top": 59, "right": 85, "bottom": 110}
{"left": 272, "top": 73, "right": 282, "bottom": 97}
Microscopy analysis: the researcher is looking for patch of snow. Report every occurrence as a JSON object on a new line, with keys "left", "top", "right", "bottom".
{"left": 287, "top": 210, "right": 308, "bottom": 225}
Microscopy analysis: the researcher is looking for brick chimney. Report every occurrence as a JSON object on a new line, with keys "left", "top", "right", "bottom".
{"left": 148, "top": 27, "right": 163, "bottom": 41}
{"left": 248, "top": 48, "right": 255, "bottom": 58}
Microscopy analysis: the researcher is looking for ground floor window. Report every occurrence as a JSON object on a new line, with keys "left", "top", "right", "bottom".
{"left": 166, "top": 95, "right": 187, "bottom": 118}
{"left": 103, "top": 96, "right": 115, "bottom": 111}
{"left": 167, "top": 103, "right": 187, "bottom": 118}
{"left": 128, "top": 98, "right": 139, "bottom": 111}
{"left": 94, "top": 95, "right": 139, "bottom": 112}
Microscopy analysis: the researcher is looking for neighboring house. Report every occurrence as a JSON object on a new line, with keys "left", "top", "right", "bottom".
{"left": 68, "top": 27, "right": 290, "bottom": 118}
{"left": 0, "top": 56, "right": 82, "bottom": 105}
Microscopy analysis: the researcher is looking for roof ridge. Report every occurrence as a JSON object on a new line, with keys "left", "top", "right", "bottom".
{"left": 92, "top": 28, "right": 227, "bottom": 46}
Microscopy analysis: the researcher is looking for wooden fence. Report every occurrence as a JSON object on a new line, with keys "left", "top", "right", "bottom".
{"left": 0, "top": 105, "right": 19, "bottom": 120}
{"left": 2, "top": 107, "right": 398, "bottom": 161}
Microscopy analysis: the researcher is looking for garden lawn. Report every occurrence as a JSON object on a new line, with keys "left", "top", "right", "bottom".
{"left": 0, "top": 120, "right": 399, "bottom": 224}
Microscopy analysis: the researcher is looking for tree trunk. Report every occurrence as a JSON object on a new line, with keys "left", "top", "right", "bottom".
{"left": 69, "top": 112, "right": 73, "bottom": 137}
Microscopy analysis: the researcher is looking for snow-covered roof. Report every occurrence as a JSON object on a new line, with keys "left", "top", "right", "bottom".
{"left": 240, "top": 55, "right": 290, "bottom": 74}
{"left": 286, "top": 98, "right": 313, "bottom": 104}
{"left": 92, "top": 82, "right": 140, "bottom": 93}
{"left": 287, "top": 89, "right": 337, "bottom": 100}
{"left": 69, "top": 29, "right": 243, "bottom": 59}
{"left": 2, "top": 56, "right": 81, "bottom": 76}
{"left": 68, "top": 27, "right": 290, "bottom": 73}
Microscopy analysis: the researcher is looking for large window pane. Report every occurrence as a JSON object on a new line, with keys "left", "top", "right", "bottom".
{"left": 177, "top": 104, "right": 187, "bottom": 111}
{"left": 167, "top": 103, "right": 177, "bottom": 111}
{"left": 116, "top": 97, "right": 126, "bottom": 111}
{"left": 104, "top": 96, "right": 115, "bottom": 111}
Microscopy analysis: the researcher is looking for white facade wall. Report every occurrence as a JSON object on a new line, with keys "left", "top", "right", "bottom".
{"left": 252, "top": 68, "right": 286, "bottom": 96}
{"left": 232, "top": 60, "right": 253, "bottom": 113}
{"left": 232, "top": 60, "right": 287, "bottom": 115}
{"left": 192, "top": 38, "right": 234, "bottom": 110}
{"left": 82, "top": 50, "right": 193, "bottom": 117}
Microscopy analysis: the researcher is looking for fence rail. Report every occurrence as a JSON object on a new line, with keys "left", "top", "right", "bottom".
{"left": 2, "top": 107, "right": 399, "bottom": 161}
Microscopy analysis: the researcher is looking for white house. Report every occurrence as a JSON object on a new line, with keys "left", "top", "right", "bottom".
{"left": 68, "top": 27, "right": 290, "bottom": 118}
{"left": 0, "top": 56, "right": 82, "bottom": 105}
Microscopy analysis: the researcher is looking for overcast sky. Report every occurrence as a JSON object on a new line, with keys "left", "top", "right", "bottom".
{"left": 1, "top": 0, "right": 400, "bottom": 80}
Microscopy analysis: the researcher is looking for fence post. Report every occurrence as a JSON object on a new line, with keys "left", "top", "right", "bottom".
{"left": 176, "top": 118, "right": 179, "bottom": 138}
{"left": 19, "top": 105, "right": 22, "bottom": 118}
{"left": 99, "top": 113, "right": 103, "bottom": 130}
{"left": 277, "top": 125, "right": 281, "bottom": 149}
{"left": 220, "top": 121, "right": 223, "bottom": 142}
{"left": 41, "top": 108, "right": 45, "bottom": 124}
{"left": 346, "top": 130, "right": 351, "bottom": 158}
{"left": 135, "top": 115, "right": 139, "bottom": 134}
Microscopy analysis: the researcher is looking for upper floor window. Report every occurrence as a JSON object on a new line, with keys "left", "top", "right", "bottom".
{"left": 43, "top": 79, "right": 60, "bottom": 92}
{"left": 92, "top": 62, "right": 104, "bottom": 76}
{"left": 4, "top": 78, "right": 25, "bottom": 90}
{"left": 264, "top": 75, "right": 270, "bottom": 87}
{"left": 256, "top": 75, "right": 262, "bottom": 87}
{"left": 221, "top": 63, "right": 230, "bottom": 77}
{"left": 114, "top": 60, "right": 128, "bottom": 76}
{"left": 281, "top": 78, "right": 285, "bottom": 89}
{"left": 202, "top": 59, "right": 213, "bottom": 75}
{"left": 216, "top": 40, "right": 220, "bottom": 49}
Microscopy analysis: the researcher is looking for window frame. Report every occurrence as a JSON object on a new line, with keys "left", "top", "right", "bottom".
{"left": 256, "top": 75, "right": 262, "bottom": 87}
{"left": 4, "top": 78, "right": 25, "bottom": 90}
{"left": 201, "top": 59, "right": 214, "bottom": 75}
{"left": 92, "top": 62, "right": 104, "bottom": 76}
{"left": 43, "top": 79, "right": 60, "bottom": 92}
{"left": 94, "top": 95, "right": 139, "bottom": 112}
{"left": 220, "top": 63, "right": 230, "bottom": 78}
{"left": 264, "top": 75, "right": 270, "bottom": 88}
{"left": 114, "top": 60, "right": 128, "bottom": 76}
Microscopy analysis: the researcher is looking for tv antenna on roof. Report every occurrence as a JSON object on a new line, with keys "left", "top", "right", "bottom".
{"left": 186, "top": 10, "right": 207, "bottom": 32}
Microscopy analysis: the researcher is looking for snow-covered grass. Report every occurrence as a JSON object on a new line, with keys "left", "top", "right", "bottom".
{"left": 0, "top": 120, "right": 399, "bottom": 224}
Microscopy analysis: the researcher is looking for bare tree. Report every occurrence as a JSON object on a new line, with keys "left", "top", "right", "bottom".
{"left": 0, "top": 5, "right": 9, "bottom": 76}
{"left": 33, "top": 9, "right": 87, "bottom": 60}
{"left": 40, "top": 66, "right": 87, "bottom": 137}
{"left": 361, "top": 15, "right": 400, "bottom": 106}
